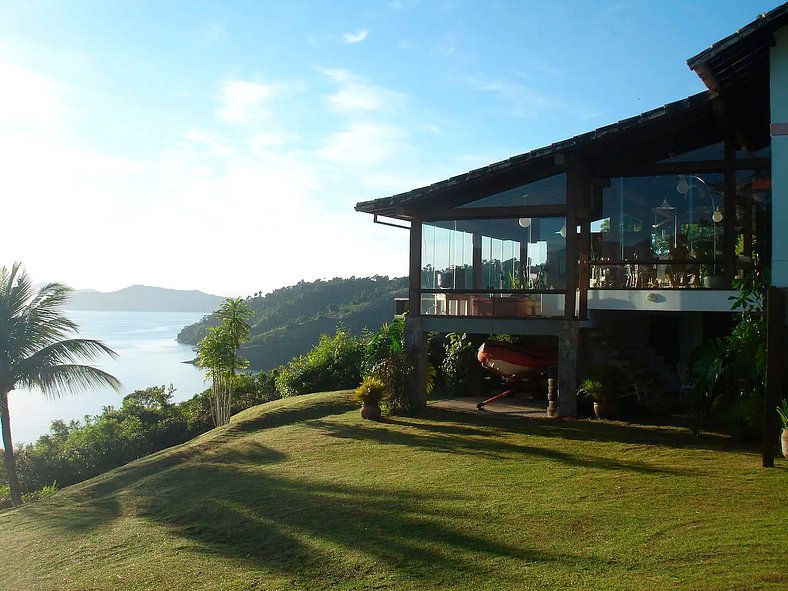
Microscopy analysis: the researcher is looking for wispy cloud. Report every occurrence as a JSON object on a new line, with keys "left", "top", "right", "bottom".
{"left": 318, "top": 122, "right": 407, "bottom": 169}
{"left": 321, "top": 68, "right": 406, "bottom": 115}
{"left": 342, "top": 30, "right": 368, "bottom": 44}
{"left": 463, "top": 73, "right": 554, "bottom": 118}
{"left": 217, "top": 80, "right": 278, "bottom": 123}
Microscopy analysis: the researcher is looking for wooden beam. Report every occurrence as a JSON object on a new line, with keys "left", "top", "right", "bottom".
{"left": 413, "top": 204, "right": 567, "bottom": 221}
{"left": 564, "top": 164, "right": 584, "bottom": 319}
{"left": 408, "top": 220, "right": 422, "bottom": 316}
{"left": 723, "top": 141, "right": 737, "bottom": 284}
{"left": 473, "top": 233, "right": 483, "bottom": 290}
{"left": 591, "top": 158, "right": 770, "bottom": 179}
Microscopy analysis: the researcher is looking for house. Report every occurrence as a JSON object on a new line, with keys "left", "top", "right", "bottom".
{"left": 355, "top": 3, "right": 788, "bottom": 416}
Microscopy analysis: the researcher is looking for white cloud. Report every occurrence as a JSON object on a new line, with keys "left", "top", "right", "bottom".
{"left": 322, "top": 68, "right": 406, "bottom": 115}
{"left": 318, "top": 122, "right": 407, "bottom": 169}
{"left": 0, "top": 63, "right": 422, "bottom": 297}
{"left": 320, "top": 67, "right": 355, "bottom": 83}
{"left": 463, "top": 73, "right": 554, "bottom": 118}
{"left": 342, "top": 30, "right": 368, "bottom": 44}
{"left": 217, "top": 80, "right": 278, "bottom": 123}
{"left": 0, "top": 61, "right": 65, "bottom": 135}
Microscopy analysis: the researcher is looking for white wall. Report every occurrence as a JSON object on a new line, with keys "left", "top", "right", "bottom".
{"left": 587, "top": 289, "right": 737, "bottom": 312}
{"left": 771, "top": 26, "right": 788, "bottom": 287}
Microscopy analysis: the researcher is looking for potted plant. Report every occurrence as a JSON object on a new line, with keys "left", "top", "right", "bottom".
{"left": 578, "top": 379, "right": 615, "bottom": 420}
{"left": 354, "top": 376, "right": 386, "bottom": 420}
{"left": 777, "top": 399, "right": 788, "bottom": 459}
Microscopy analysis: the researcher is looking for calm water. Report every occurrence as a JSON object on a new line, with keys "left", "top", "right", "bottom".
{"left": 8, "top": 310, "right": 209, "bottom": 445}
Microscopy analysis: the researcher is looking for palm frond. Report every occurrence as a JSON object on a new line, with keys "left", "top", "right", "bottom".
{"left": 15, "top": 339, "right": 119, "bottom": 380}
{"left": 19, "top": 364, "right": 122, "bottom": 398}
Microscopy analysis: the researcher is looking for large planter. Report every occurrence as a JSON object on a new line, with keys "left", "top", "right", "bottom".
{"left": 593, "top": 401, "right": 616, "bottom": 420}
{"left": 360, "top": 403, "right": 381, "bottom": 420}
{"left": 782, "top": 429, "right": 788, "bottom": 459}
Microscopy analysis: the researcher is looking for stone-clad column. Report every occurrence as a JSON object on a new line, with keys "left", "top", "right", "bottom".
{"left": 557, "top": 321, "right": 579, "bottom": 416}
{"left": 404, "top": 315, "right": 427, "bottom": 410}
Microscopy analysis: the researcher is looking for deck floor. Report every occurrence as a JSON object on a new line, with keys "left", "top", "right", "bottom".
{"left": 429, "top": 396, "right": 547, "bottom": 419}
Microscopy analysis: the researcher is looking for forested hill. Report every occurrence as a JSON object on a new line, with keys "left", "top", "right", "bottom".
{"left": 67, "top": 285, "right": 226, "bottom": 312}
{"left": 177, "top": 276, "right": 407, "bottom": 370}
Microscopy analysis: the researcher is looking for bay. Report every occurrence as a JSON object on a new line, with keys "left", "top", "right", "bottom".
{"left": 8, "top": 310, "right": 209, "bottom": 445}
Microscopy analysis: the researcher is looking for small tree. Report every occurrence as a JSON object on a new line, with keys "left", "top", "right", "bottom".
{"left": 196, "top": 298, "right": 252, "bottom": 426}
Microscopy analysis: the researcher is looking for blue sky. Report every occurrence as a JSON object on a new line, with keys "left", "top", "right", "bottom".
{"left": 0, "top": 0, "right": 778, "bottom": 296}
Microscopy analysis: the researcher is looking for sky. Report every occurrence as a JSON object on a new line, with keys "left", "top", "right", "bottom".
{"left": 0, "top": 0, "right": 779, "bottom": 297}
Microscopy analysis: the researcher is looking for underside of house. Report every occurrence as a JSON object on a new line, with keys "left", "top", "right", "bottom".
{"left": 356, "top": 4, "right": 788, "bottom": 415}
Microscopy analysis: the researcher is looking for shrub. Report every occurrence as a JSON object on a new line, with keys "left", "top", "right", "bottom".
{"left": 441, "top": 333, "right": 482, "bottom": 396}
{"left": 275, "top": 327, "right": 363, "bottom": 397}
{"left": 361, "top": 319, "right": 404, "bottom": 377}
{"left": 689, "top": 271, "right": 768, "bottom": 438}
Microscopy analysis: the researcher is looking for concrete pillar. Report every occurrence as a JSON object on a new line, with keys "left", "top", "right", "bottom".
{"left": 557, "top": 321, "right": 579, "bottom": 416}
{"left": 404, "top": 315, "right": 428, "bottom": 410}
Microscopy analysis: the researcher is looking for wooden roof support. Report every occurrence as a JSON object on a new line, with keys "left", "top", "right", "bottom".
{"left": 408, "top": 220, "right": 422, "bottom": 317}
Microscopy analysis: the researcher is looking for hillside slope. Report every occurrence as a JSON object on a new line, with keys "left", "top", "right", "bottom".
{"left": 0, "top": 391, "right": 785, "bottom": 591}
{"left": 178, "top": 276, "right": 407, "bottom": 370}
{"left": 67, "top": 285, "right": 226, "bottom": 312}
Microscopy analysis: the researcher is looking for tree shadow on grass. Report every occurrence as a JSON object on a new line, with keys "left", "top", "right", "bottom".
{"left": 130, "top": 462, "right": 582, "bottom": 588}
{"left": 304, "top": 417, "right": 691, "bottom": 476}
{"left": 418, "top": 405, "right": 738, "bottom": 453}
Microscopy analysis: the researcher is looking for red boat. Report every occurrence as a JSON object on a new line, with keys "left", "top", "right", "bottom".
{"left": 476, "top": 340, "right": 557, "bottom": 410}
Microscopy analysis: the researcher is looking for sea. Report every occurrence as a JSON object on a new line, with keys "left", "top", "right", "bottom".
{"left": 7, "top": 310, "right": 209, "bottom": 445}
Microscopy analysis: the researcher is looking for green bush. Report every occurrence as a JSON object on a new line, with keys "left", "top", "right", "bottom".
{"left": 275, "top": 327, "right": 363, "bottom": 397}
{"left": 441, "top": 333, "right": 482, "bottom": 396}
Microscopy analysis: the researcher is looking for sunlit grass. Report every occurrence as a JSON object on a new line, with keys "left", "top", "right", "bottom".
{"left": 0, "top": 390, "right": 785, "bottom": 590}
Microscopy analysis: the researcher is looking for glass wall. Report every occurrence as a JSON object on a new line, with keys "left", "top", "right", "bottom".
{"left": 734, "top": 169, "right": 771, "bottom": 277}
{"left": 420, "top": 217, "right": 567, "bottom": 317}
{"left": 590, "top": 174, "right": 726, "bottom": 288}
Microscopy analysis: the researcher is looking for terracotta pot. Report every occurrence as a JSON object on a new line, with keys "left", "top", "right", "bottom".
{"left": 593, "top": 401, "right": 615, "bottom": 420}
{"left": 360, "top": 403, "right": 381, "bottom": 420}
{"left": 782, "top": 429, "right": 788, "bottom": 459}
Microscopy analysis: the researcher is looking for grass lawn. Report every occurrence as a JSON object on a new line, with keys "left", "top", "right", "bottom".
{"left": 0, "top": 390, "right": 785, "bottom": 590}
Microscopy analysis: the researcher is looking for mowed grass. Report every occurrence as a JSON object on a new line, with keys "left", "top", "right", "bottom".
{"left": 0, "top": 391, "right": 786, "bottom": 591}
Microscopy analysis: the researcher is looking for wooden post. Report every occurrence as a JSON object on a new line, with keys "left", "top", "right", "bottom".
{"left": 473, "top": 233, "right": 483, "bottom": 289}
{"left": 763, "top": 287, "right": 786, "bottom": 468}
{"left": 565, "top": 167, "right": 583, "bottom": 319}
{"left": 408, "top": 220, "right": 422, "bottom": 316}
{"left": 723, "top": 141, "right": 736, "bottom": 284}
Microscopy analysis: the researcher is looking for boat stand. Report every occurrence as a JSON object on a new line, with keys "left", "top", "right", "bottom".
{"left": 476, "top": 388, "right": 517, "bottom": 411}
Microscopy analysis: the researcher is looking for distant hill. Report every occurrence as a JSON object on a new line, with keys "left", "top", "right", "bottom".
{"left": 66, "top": 285, "right": 227, "bottom": 312}
{"left": 177, "top": 276, "right": 407, "bottom": 371}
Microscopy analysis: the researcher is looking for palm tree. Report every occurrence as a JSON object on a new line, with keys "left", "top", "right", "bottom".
{"left": 196, "top": 298, "right": 252, "bottom": 426}
{"left": 0, "top": 262, "right": 121, "bottom": 505}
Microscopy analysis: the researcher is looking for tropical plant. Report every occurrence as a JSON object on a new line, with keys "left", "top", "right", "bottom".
{"left": 369, "top": 349, "right": 435, "bottom": 414}
{"left": 196, "top": 298, "right": 253, "bottom": 427}
{"left": 354, "top": 376, "right": 386, "bottom": 407}
{"left": 0, "top": 262, "right": 121, "bottom": 506}
{"left": 360, "top": 318, "right": 404, "bottom": 377}
{"left": 441, "top": 332, "right": 483, "bottom": 396}
{"left": 776, "top": 399, "right": 788, "bottom": 431}
{"left": 688, "top": 270, "right": 768, "bottom": 437}
{"left": 577, "top": 379, "right": 607, "bottom": 403}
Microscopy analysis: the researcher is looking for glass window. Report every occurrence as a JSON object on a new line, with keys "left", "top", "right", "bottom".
{"left": 458, "top": 173, "right": 566, "bottom": 208}
{"left": 592, "top": 174, "right": 724, "bottom": 288}
{"left": 421, "top": 217, "right": 567, "bottom": 291}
